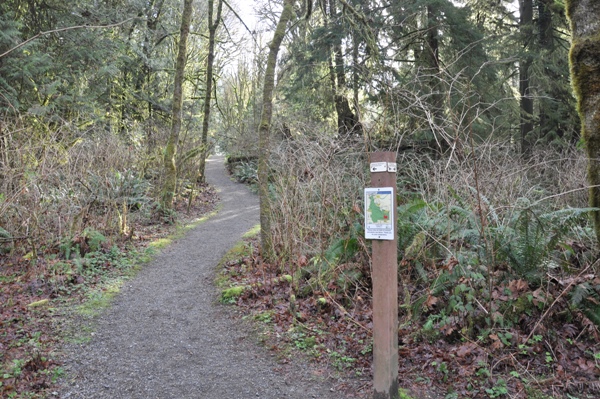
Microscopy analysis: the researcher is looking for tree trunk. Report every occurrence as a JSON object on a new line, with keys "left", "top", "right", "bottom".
{"left": 519, "top": 0, "right": 534, "bottom": 156}
{"left": 161, "top": 0, "right": 193, "bottom": 209}
{"left": 197, "top": 0, "right": 223, "bottom": 183}
{"left": 537, "top": 0, "right": 560, "bottom": 141}
{"left": 425, "top": 4, "right": 446, "bottom": 153}
{"left": 566, "top": 0, "right": 600, "bottom": 243}
{"left": 257, "top": 0, "right": 294, "bottom": 260}
{"left": 327, "top": 0, "right": 361, "bottom": 136}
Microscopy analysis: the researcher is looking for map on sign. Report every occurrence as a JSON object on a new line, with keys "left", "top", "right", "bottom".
{"left": 364, "top": 187, "right": 394, "bottom": 240}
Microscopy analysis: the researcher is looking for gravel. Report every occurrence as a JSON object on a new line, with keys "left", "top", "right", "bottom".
{"left": 57, "top": 156, "right": 346, "bottom": 399}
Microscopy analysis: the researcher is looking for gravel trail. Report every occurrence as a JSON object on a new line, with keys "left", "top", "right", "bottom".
{"left": 58, "top": 156, "right": 345, "bottom": 399}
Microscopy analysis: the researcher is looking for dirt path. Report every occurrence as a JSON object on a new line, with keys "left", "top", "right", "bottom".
{"left": 58, "top": 156, "right": 345, "bottom": 399}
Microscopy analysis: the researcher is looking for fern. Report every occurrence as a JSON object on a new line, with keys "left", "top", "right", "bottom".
{"left": 324, "top": 236, "right": 359, "bottom": 265}
{"left": 430, "top": 269, "right": 454, "bottom": 296}
{"left": 571, "top": 283, "right": 591, "bottom": 307}
{"left": 0, "top": 226, "right": 12, "bottom": 239}
{"left": 468, "top": 186, "right": 500, "bottom": 226}
{"left": 581, "top": 305, "right": 600, "bottom": 328}
{"left": 495, "top": 203, "right": 597, "bottom": 283}
{"left": 570, "top": 281, "right": 600, "bottom": 328}
{"left": 414, "top": 261, "right": 429, "bottom": 282}
{"left": 306, "top": 225, "right": 363, "bottom": 293}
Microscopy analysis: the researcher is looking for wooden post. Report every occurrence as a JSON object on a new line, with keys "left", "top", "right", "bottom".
{"left": 369, "top": 152, "right": 399, "bottom": 399}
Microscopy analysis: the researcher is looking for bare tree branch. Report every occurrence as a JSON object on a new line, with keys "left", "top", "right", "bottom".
{"left": 222, "top": 0, "right": 258, "bottom": 45}
{"left": 0, "top": 18, "right": 137, "bottom": 59}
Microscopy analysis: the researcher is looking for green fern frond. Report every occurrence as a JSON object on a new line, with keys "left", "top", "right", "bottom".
{"left": 468, "top": 186, "right": 500, "bottom": 225}
{"left": 581, "top": 305, "right": 600, "bottom": 328}
{"left": 494, "top": 204, "right": 595, "bottom": 283}
{"left": 324, "top": 236, "right": 359, "bottom": 265}
{"left": 448, "top": 204, "right": 480, "bottom": 233}
{"left": 431, "top": 270, "right": 453, "bottom": 296}
{"left": 411, "top": 294, "right": 428, "bottom": 319}
{"left": 397, "top": 198, "right": 428, "bottom": 216}
{"left": 571, "top": 283, "right": 591, "bottom": 307}
{"left": 397, "top": 198, "right": 430, "bottom": 251}
{"left": 451, "top": 228, "right": 482, "bottom": 245}
{"left": 415, "top": 261, "right": 428, "bottom": 282}
{"left": 0, "top": 226, "right": 12, "bottom": 239}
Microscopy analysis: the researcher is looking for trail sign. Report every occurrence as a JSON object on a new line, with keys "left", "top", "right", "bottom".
{"left": 364, "top": 187, "right": 395, "bottom": 240}
{"left": 367, "top": 152, "right": 399, "bottom": 399}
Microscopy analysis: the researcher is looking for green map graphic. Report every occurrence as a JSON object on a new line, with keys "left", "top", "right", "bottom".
{"left": 365, "top": 191, "right": 392, "bottom": 225}
{"left": 368, "top": 195, "right": 390, "bottom": 223}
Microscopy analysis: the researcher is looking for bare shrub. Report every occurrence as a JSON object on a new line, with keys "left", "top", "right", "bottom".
{"left": 0, "top": 118, "right": 151, "bottom": 257}
{"left": 399, "top": 143, "right": 589, "bottom": 216}
{"left": 266, "top": 123, "right": 592, "bottom": 278}
{"left": 268, "top": 129, "right": 367, "bottom": 265}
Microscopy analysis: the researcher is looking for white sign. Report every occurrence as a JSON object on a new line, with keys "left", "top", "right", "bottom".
{"left": 370, "top": 162, "right": 388, "bottom": 172}
{"left": 370, "top": 162, "right": 398, "bottom": 173}
{"left": 364, "top": 187, "right": 395, "bottom": 240}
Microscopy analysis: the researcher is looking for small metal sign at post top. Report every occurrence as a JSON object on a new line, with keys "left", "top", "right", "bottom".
{"left": 370, "top": 161, "right": 397, "bottom": 173}
{"left": 370, "top": 162, "right": 388, "bottom": 173}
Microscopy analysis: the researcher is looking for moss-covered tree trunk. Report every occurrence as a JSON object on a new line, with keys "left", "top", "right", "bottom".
{"left": 197, "top": 0, "right": 223, "bottom": 183}
{"left": 257, "top": 0, "right": 294, "bottom": 261}
{"left": 566, "top": 0, "right": 600, "bottom": 243}
{"left": 161, "top": 0, "right": 193, "bottom": 209}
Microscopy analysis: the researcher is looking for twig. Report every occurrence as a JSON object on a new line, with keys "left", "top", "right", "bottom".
{"left": 0, "top": 18, "right": 137, "bottom": 59}
{"left": 0, "top": 236, "right": 29, "bottom": 242}
{"left": 221, "top": 0, "right": 258, "bottom": 45}
{"left": 526, "top": 258, "right": 599, "bottom": 343}
{"left": 529, "top": 185, "right": 600, "bottom": 208}
{"left": 323, "top": 290, "right": 370, "bottom": 332}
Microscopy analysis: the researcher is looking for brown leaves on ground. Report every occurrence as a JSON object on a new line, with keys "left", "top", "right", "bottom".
{"left": 0, "top": 184, "right": 218, "bottom": 399}
{"left": 222, "top": 247, "right": 600, "bottom": 399}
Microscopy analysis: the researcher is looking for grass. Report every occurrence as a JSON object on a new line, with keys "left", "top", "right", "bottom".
{"left": 398, "top": 388, "right": 417, "bottom": 399}
{"left": 242, "top": 224, "right": 260, "bottom": 238}
{"left": 77, "top": 281, "right": 122, "bottom": 317}
{"left": 147, "top": 206, "right": 221, "bottom": 252}
{"left": 215, "top": 225, "right": 261, "bottom": 303}
{"left": 215, "top": 224, "right": 260, "bottom": 289}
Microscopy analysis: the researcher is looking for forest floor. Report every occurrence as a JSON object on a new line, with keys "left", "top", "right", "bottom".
{"left": 1, "top": 156, "right": 353, "bottom": 399}
{"left": 4, "top": 155, "right": 599, "bottom": 399}
{"left": 54, "top": 155, "right": 355, "bottom": 399}
{"left": 219, "top": 236, "right": 600, "bottom": 399}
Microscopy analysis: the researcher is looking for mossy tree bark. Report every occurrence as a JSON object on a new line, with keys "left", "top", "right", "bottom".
{"left": 197, "top": 0, "right": 223, "bottom": 184}
{"left": 566, "top": 0, "right": 600, "bottom": 243}
{"left": 161, "top": 0, "right": 193, "bottom": 209}
{"left": 258, "top": 0, "right": 294, "bottom": 261}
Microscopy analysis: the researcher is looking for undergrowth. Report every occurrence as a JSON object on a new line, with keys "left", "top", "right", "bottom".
{"left": 225, "top": 136, "right": 600, "bottom": 399}
{"left": 0, "top": 196, "right": 219, "bottom": 398}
